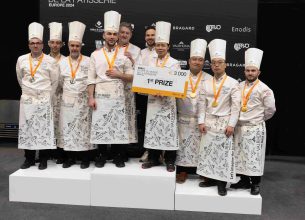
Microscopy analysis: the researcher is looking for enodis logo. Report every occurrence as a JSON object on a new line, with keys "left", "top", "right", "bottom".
{"left": 234, "top": 43, "right": 250, "bottom": 51}
{"left": 206, "top": 25, "right": 221, "bottom": 32}
{"left": 232, "top": 26, "right": 251, "bottom": 32}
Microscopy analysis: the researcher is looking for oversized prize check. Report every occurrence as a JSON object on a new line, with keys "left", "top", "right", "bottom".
{"left": 132, "top": 65, "right": 189, "bottom": 98}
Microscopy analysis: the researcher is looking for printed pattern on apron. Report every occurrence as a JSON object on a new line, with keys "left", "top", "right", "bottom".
{"left": 18, "top": 89, "right": 55, "bottom": 150}
{"left": 125, "top": 82, "right": 138, "bottom": 143}
{"left": 176, "top": 115, "right": 201, "bottom": 167}
{"left": 197, "top": 115, "right": 236, "bottom": 182}
{"left": 144, "top": 95, "right": 179, "bottom": 150}
{"left": 234, "top": 122, "right": 266, "bottom": 176}
{"left": 58, "top": 91, "right": 95, "bottom": 151}
{"left": 90, "top": 82, "right": 130, "bottom": 144}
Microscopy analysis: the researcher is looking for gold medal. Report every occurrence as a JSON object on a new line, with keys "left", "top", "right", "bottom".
{"left": 30, "top": 76, "right": 35, "bottom": 83}
{"left": 190, "top": 92, "right": 196, "bottom": 98}
{"left": 241, "top": 106, "right": 247, "bottom": 112}
{"left": 212, "top": 101, "right": 218, "bottom": 107}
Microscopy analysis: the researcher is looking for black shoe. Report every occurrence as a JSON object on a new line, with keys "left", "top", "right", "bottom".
{"left": 80, "top": 161, "right": 90, "bottom": 169}
{"left": 230, "top": 179, "right": 251, "bottom": 189}
{"left": 56, "top": 158, "right": 64, "bottom": 164}
{"left": 114, "top": 160, "right": 125, "bottom": 168}
{"left": 62, "top": 159, "right": 75, "bottom": 168}
{"left": 141, "top": 160, "right": 160, "bottom": 169}
{"left": 199, "top": 179, "right": 217, "bottom": 187}
{"left": 20, "top": 160, "right": 35, "bottom": 169}
{"left": 250, "top": 184, "right": 260, "bottom": 195}
{"left": 166, "top": 163, "right": 175, "bottom": 172}
{"left": 38, "top": 160, "right": 47, "bottom": 170}
{"left": 95, "top": 156, "right": 106, "bottom": 168}
{"left": 217, "top": 184, "right": 227, "bottom": 196}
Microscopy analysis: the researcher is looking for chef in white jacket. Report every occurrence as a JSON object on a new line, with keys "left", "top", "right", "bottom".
{"left": 16, "top": 22, "right": 59, "bottom": 170}
{"left": 197, "top": 39, "right": 241, "bottom": 196}
{"left": 88, "top": 11, "right": 134, "bottom": 168}
{"left": 48, "top": 22, "right": 66, "bottom": 164}
{"left": 141, "top": 21, "right": 181, "bottom": 172}
{"left": 231, "top": 48, "right": 276, "bottom": 195}
{"left": 58, "top": 21, "right": 96, "bottom": 169}
{"left": 176, "top": 39, "right": 212, "bottom": 183}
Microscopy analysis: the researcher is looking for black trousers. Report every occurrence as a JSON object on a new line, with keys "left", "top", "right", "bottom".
{"left": 176, "top": 166, "right": 197, "bottom": 174}
{"left": 240, "top": 174, "right": 261, "bottom": 185}
{"left": 147, "top": 149, "right": 176, "bottom": 164}
{"left": 97, "top": 144, "right": 127, "bottom": 160}
{"left": 65, "top": 151, "right": 90, "bottom": 162}
{"left": 24, "top": 149, "right": 49, "bottom": 162}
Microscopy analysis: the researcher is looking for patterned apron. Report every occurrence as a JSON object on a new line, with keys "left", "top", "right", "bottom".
{"left": 18, "top": 87, "right": 56, "bottom": 150}
{"left": 58, "top": 91, "right": 95, "bottom": 151}
{"left": 124, "top": 82, "right": 138, "bottom": 143}
{"left": 144, "top": 95, "right": 179, "bottom": 150}
{"left": 197, "top": 114, "right": 236, "bottom": 182}
{"left": 234, "top": 122, "right": 266, "bottom": 176}
{"left": 90, "top": 81, "right": 130, "bottom": 144}
{"left": 176, "top": 115, "right": 201, "bottom": 167}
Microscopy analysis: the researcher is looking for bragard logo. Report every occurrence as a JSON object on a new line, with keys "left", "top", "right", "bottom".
{"left": 172, "top": 26, "right": 195, "bottom": 31}
{"left": 234, "top": 43, "right": 250, "bottom": 51}
{"left": 48, "top": 0, "right": 117, "bottom": 8}
{"left": 172, "top": 41, "right": 190, "bottom": 52}
{"left": 90, "top": 21, "right": 103, "bottom": 33}
{"left": 206, "top": 25, "right": 221, "bottom": 32}
{"left": 227, "top": 63, "right": 245, "bottom": 67}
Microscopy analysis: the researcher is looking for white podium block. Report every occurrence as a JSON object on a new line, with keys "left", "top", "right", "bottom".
{"left": 175, "top": 177, "right": 262, "bottom": 215}
{"left": 91, "top": 159, "right": 175, "bottom": 210}
{"left": 9, "top": 162, "right": 93, "bottom": 206}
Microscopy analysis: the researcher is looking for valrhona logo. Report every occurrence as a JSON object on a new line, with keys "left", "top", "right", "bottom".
{"left": 172, "top": 41, "right": 190, "bottom": 52}
{"left": 90, "top": 21, "right": 103, "bottom": 33}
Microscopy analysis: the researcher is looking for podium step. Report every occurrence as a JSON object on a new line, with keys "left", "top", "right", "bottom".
{"left": 9, "top": 162, "right": 93, "bottom": 205}
{"left": 91, "top": 158, "right": 175, "bottom": 210}
{"left": 175, "top": 176, "right": 262, "bottom": 215}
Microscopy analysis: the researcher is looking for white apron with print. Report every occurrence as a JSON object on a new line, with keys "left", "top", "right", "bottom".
{"left": 58, "top": 91, "right": 95, "bottom": 151}
{"left": 176, "top": 115, "right": 201, "bottom": 167}
{"left": 234, "top": 122, "right": 266, "bottom": 176}
{"left": 197, "top": 114, "right": 236, "bottom": 182}
{"left": 144, "top": 95, "right": 179, "bottom": 150}
{"left": 18, "top": 88, "right": 56, "bottom": 150}
{"left": 90, "top": 82, "right": 130, "bottom": 144}
{"left": 125, "top": 82, "right": 138, "bottom": 143}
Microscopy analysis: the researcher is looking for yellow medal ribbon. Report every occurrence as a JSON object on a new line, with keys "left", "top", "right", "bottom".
{"left": 29, "top": 53, "right": 44, "bottom": 80}
{"left": 68, "top": 54, "right": 83, "bottom": 82}
{"left": 189, "top": 71, "right": 203, "bottom": 99}
{"left": 103, "top": 46, "right": 119, "bottom": 70}
{"left": 212, "top": 74, "right": 227, "bottom": 107}
{"left": 241, "top": 79, "right": 260, "bottom": 112}
{"left": 156, "top": 54, "right": 169, "bottom": 68}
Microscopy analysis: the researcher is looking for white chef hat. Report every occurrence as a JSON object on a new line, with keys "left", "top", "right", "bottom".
{"left": 208, "top": 39, "right": 226, "bottom": 60}
{"left": 155, "top": 21, "right": 171, "bottom": 44}
{"left": 28, "top": 22, "right": 44, "bottom": 41}
{"left": 68, "top": 21, "right": 86, "bottom": 43}
{"left": 49, "top": 22, "right": 62, "bottom": 41}
{"left": 245, "top": 48, "right": 264, "bottom": 70}
{"left": 104, "top": 10, "right": 121, "bottom": 32}
{"left": 190, "top": 39, "right": 207, "bottom": 58}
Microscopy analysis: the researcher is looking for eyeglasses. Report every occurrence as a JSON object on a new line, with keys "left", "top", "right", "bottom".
{"left": 211, "top": 61, "right": 225, "bottom": 66}
{"left": 29, "top": 42, "right": 43, "bottom": 46}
